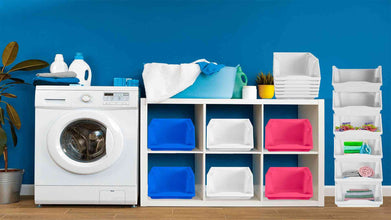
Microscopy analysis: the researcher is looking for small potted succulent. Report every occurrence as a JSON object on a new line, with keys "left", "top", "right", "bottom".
{"left": 256, "top": 72, "right": 274, "bottom": 99}
{"left": 0, "top": 42, "right": 48, "bottom": 204}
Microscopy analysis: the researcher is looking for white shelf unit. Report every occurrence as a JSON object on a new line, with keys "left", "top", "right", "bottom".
{"left": 140, "top": 98, "right": 324, "bottom": 207}
{"left": 332, "top": 66, "right": 383, "bottom": 207}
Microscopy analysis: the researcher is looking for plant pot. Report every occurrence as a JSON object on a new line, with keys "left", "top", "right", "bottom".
{"left": 0, "top": 169, "right": 24, "bottom": 204}
{"left": 258, "top": 85, "right": 275, "bottom": 99}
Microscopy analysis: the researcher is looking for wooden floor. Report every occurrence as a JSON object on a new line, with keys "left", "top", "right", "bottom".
{"left": 0, "top": 197, "right": 389, "bottom": 219}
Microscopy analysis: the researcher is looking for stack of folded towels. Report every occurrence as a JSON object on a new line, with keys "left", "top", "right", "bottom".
{"left": 344, "top": 141, "right": 363, "bottom": 154}
{"left": 344, "top": 189, "right": 375, "bottom": 201}
{"left": 33, "top": 72, "right": 79, "bottom": 86}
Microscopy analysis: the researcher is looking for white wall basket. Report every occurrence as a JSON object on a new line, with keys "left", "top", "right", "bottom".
{"left": 333, "top": 91, "right": 382, "bottom": 115}
{"left": 335, "top": 158, "right": 382, "bottom": 182}
{"left": 273, "top": 52, "right": 321, "bottom": 79}
{"left": 206, "top": 167, "right": 254, "bottom": 200}
{"left": 335, "top": 182, "right": 383, "bottom": 207}
{"left": 207, "top": 119, "right": 254, "bottom": 151}
{"left": 334, "top": 137, "right": 382, "bottom": 159}
{"left": 332, "top": 66, "right": 382, "bottom": 92}
{"left": 334, "top": 114, "right": 382, "bottom": 138}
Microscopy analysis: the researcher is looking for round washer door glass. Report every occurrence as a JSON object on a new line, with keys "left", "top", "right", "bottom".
{"left": 47, "top": 111, "right": 124, "bottom": 174}
{"left": 60, "top": 120, "right": 107, "bottom": 163}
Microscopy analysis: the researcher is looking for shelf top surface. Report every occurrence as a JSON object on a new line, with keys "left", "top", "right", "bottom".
{"left": 142, "top": 98, "right": 324, "bottom": 105}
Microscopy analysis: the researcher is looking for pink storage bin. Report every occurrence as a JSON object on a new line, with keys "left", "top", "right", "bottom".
{"left": 265, "top": 167, "right": 313, "bottom": 200}
{"left": 265, "top": 119, "right": 313, "bottom": 151}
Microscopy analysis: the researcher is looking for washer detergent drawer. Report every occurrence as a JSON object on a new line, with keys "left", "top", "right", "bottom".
{"left": 99, "top": 190, "right": 125, "bottom": 204}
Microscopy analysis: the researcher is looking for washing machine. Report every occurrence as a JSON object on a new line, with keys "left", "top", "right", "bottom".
{"left": 34, "top": 86, "right": 138, "bottom": 205}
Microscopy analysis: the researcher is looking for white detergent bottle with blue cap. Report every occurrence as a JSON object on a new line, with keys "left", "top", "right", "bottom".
{"left": 69, "top": 52, "right": 92, "bottom": 86}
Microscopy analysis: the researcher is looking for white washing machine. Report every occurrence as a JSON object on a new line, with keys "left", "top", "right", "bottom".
{"left": 34, "top": 86, "right": 138, "bottom": 205}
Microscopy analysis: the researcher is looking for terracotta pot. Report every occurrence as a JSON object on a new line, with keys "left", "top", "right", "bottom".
{"left": 258, "top": 85, "right": 274, "bottom": 99}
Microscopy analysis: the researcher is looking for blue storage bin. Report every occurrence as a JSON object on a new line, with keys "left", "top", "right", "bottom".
{"left": 173, "top": 66, "right": 237, "bottom": 99}
{"left": 148, "top": 119, "right": 196, "bottom": 151}
{"left": 113, "top": 78, "right": 139, "bottom": 87}
{"left": 148, "top": 167, "right": 196, "bottom": 199}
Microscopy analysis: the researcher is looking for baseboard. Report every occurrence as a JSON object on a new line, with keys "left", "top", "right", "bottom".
{"left": 21, "top": 184, "right": 391, "bottom": 196}
{"left": 21, "top": 184, "right": 34, "bottom": 196}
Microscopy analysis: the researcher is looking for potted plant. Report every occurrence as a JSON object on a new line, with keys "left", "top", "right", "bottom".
{"left": 256, "top": 72, "right": 274, "bottom": 99}
{"left": 0, "top": 42, "right": 48, "bottom": 204}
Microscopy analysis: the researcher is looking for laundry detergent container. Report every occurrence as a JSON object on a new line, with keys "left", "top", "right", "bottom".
{"left": 265, "top": 167, "right": 313, "bottom": 200}
{"left": 207, "top": 119, "right": 254, "bottom": 151}
{"left": 265, "top": 119, "right": 313, "bottom": 151}
{"left": 148, "top": 119, "right": 195, "bottom": 151}
{"left": 173, "top": 66, "right": 237, "bottom": 99}
{"left": 148, "top": 167, "right": 195, "bottom": 199}
{"left": 207, "top": 167, "right": 254, "bottom": 199}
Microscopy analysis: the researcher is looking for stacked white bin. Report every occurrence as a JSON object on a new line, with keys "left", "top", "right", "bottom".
{"left": 332, "top": 66, "right": 383, "bottom": 207}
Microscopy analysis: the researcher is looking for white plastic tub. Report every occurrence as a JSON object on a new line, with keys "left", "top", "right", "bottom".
{"left": 334, "top": 137, "right": 382, "bottom": 159}
{"left": 333, "top": 91, "right": 382, "bottom": 115}
{"left": 207, "top": 119, "right": 254, "bottom": 151}
{"left": 332, "top": 66, "right": 382, "bottom": 92}
{"left": 206, "top": 167, "right": 254, "bottom": 199}
{"left": 335, "top": 182, "right": 382, "bottom": 207}
{"left": 334, "top": 114, "right": 382, "bottom": 138}
{"left": 335, "top": 158, "right": 382, "bottom": 182}
{"left": 275, "top": 94, "right": 318, "bottom": 99}
{"left": 273, "top": 52, "right": 321, "bottom": 79}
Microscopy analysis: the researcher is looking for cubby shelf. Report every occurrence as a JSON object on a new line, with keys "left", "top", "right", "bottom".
{"left": 140, "top": 98, "right": 325, "bottom": 207}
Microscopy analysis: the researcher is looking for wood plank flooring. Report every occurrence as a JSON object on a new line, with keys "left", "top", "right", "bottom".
{"left": 0, "top": 196, "right": 389, "bottom": 219}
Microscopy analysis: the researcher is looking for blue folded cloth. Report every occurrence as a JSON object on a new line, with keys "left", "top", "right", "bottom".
{"left": 33, "top": 77, "right": 80, "bottom": 86}
{"left": 197, "top": 62, "right": 224, "bottom": 75}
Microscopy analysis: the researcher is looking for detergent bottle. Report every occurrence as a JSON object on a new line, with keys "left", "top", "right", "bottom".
{"left": 232, "top": 65, "right": 248, "bottom": 98}
{"left": 50, "top": 54, "right": 68, "bottom": 73}
{"left": 69, "top": 52, "right": 92, "bottom": 86}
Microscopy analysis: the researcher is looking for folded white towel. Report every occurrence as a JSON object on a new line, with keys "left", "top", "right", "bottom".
{"left": 36, "top": 71, "right": 77, "bottom": 78}
{"left": 142, "top": 59, "right": 208, "bottom": 102}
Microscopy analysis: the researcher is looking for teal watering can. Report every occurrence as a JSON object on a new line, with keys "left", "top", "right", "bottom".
{"left": 232, "top": 65, "right": 248, "bottom": 99}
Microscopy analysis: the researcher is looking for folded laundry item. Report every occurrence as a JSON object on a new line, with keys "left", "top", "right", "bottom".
{"left": 143, "top": 59, "right": 217, "bottom": 102}
{"left": 197, "top": 61, "right": 224, "bottom": 75}
{"left": 358, "top": 166, "right": 374, "bottom": 177}
{"left": 344, "top": 189, "right": 374, "bottom": 201}
{"left": 33, "top": 77, "right": 80, "bottom": 86}
{"left": 344, "top": 146, "right": 362, "bottom": 151}
{"left": 36, "top": 71, "right": 77, "bottom": 78}
{"left": 342, "top": 170, "right": 360, "bottom": 178}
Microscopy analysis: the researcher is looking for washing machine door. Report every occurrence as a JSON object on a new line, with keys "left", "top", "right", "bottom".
{"left": 47, "top": 111, "right": 123, "bottom": 174}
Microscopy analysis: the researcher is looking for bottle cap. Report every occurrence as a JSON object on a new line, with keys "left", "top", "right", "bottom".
{"left": 54, "top": 54, "right": 64, "bottom": 61}
{"left": 75, "top": 52, "right": 84, "bottom": 60}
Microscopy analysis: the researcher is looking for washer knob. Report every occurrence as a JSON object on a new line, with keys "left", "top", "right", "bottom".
{"left": 81, "top": 95, "right": 91, "bottom": 103}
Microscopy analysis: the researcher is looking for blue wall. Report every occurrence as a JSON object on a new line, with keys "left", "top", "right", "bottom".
{"left": 0, "top": 0, "right": 389, "bottom": 185}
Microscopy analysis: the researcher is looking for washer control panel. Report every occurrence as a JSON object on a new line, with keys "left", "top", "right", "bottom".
{"left": 103, "top": 92, "right": 130, "bottom": 105}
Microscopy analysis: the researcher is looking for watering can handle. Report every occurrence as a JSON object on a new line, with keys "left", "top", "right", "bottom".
{"left": 240, "top": 71, "right": 248, "bottom": 84}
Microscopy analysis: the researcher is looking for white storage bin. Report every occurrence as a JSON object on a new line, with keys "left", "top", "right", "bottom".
{"left": 273, "top": 52, "right": 321, "bottom": 79}
{"left": 207, "top": 119, "right": 254, "bottom": 151}
{"left": 334, "top": 114, "right": 382, "bottom": 138}
{"left": 335, "top": 182, "right": 382, "bottom": 207}
{"left": 335, "top": 158, "right": 382, "bottom": 182}
{"left": 275, "top": 94, "right": 318, "bottom": 99}
{"left": 332, "top": 66, "right": 382, "bottom": 92}
{"left": 333, "top": 91, "right": 382, "bottom": 115}
{"left": 334, "top": 137, "right": 382, "bottom": 159}
{"left": 206, "top": 167, "right": 254, "bottom": 199}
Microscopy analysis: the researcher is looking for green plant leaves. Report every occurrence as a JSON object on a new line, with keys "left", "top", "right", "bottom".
{"left": 2, "top": 93, "right": 16, "bottom": 98}
{"left": 8, "top": 59, "right": 49, "bottom": 73}
{"left": 0, "top": 74, "right": 11, "bottom": 82}
{"left": 0, "top": 108, "right": 4, "bottom": 125}
{"left": 6, "top": 103, "right": 21, "bottom": 129}
{"left": 9, "top": 121, "right": 17, "bottom": 147}
{"left": 0, "top": 127, "right": 7, "bottom": 156}
{"left": 2, "top": 42, "right": 19, "bottom": 67}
